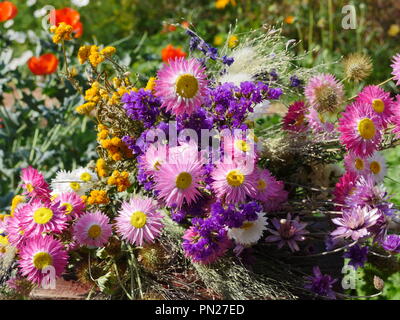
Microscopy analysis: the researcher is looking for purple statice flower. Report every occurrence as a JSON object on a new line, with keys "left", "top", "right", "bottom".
{"left": 122, "top": 89, "right": 161, "bottom": 128}
{"left": 381, "top": 234, "right": 400, "bottom": 253}
{"left": 222, "top": 55, "right": 234, "bottom": 66}
{"left": 290, "top": 75, "right": 301, "bottom": 87}
{"left": 345, "top": 175, "right": 395, "bottom": 217}
{"left": 265, "top": 213, "right": 309, "bottom": 252}
{"left": 177, "top": 107, "right": 214, "bottom": 136}
{"left": 331, "top": 206, "right": 381, "bottom": 241}
{"left": 304, "top": 266, "right": 337, "bottom": 299}
{"left": 182, "top": 217, "right": 231, "bottom": 264}
{"left": 269, "top": 69, "right": 278, "bottom": 81}
{"left": 343, "top": 245, "right": 369, "bottom": 269}
{"left": 267, "top": 87, "right": 283, "bottom": 100}
{"left": 170, "top": 197, "right": 208, "bottom": 223}
{"left": 210, "top": 201, "right": 261, "bottom": 229}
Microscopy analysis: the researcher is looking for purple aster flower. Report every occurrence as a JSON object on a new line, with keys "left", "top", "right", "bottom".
{"left": 265, "top": 213, "right": 309, "bottom": 252}
{"left": 343, "top": 244, "right": 369, "bottom": 269}
{"left": 304, "top": 266, "right": 337, "bottom": 299}
{"left": 331, "top": 206, "right": 381, "bottom": 241}
{"left": 381, "top": 234, "right": 400, "bottom": 253}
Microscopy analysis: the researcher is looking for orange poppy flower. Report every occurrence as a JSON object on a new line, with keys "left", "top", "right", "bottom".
{"left": 161, "top": 44, "right": 187, "bottom": 63}
{"left": 27, "top": 53, "right": 59, "bottom": 75}
{"left": 51, "top": 7, "right": 83, "bottom": 38}
{"left": 0, "top": 1, "right": 18, "bottom": 22}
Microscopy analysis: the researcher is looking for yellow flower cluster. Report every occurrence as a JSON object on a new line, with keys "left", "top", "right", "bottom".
{"left": 228, "top": 35, "right": 239, "bottom": 48}
{"left": 84, "top": 190, "right": 109, "bottom": 205}
{"left": 215, "top": 0, "right": 236, "bottom": 9}
{"left": 145, "top": 77, "right": 156, "bottom": 91}
{"left": 0, "top": 235, "right": 9, "bottom": 254}
{"left": 107, "top": 170, "right": 130, "bottom": 192}
{"left": 75, "top": 82, "right": 102, "bottom": 115}
{"left": 96, "top": 158, "right": 108, "bottom": 178}
{"left": 77, "top": 45, "right": 117, "bottom": 68}
{"left": 50, "top": 22, "right": 73, "bottom": 44}
{"left": 97, "top": 124, "right": 133, "bottom": 161}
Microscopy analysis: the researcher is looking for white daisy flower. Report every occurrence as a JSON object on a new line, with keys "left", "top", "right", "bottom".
{"left": 51, "top": 167, "right": 97, "bottom": 196}
{"left": 366, "top": 151, "right": 387, "bottom": 182}
{"left": 228, "top": 212, "right": 268, "bottom": 245}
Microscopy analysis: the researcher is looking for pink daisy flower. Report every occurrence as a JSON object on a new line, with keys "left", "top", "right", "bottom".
{"left": 262, "top": 180, "right": 289, "bottom": 212}
{"left": 20, "top": 200, "right": 67, "bottom": 237}
{"left": 390, "top": 95, "right": 400, "bottom": 138}
{"left": 20, "top": 166, "right": 51, "bottom": 200}
{"left": 365, "top": 151, "right": 387, "bottom": 183}
{"left": 6, "top": 206, "right": 28, "bottom": 248}
{"left": 305, "top": 74, "right": 344, "bottom": 113}
{"left": 18, "top": 235, "right": 68, "bottom": 285}
{"left": 211, "top": 160, "right": 258, "bottom": 204}
{"left": 154, "top": 57, "right": 208, "bottom": 116}
{"left": 54, "top": 192, "right": 85, "bottom": 220}
{"left": 338, "top": 102, "right": 382, "bottom": 157}
{"left": 115, "top": 196, "right": 164, "bottom": 246}
{"left": 332, "top": 171, "right": 358, "bottom": 206}
{"left": 344, "top": 152, "right": 368, "bottom": 176}
{"left": 253, "top": 168, "right": 283, "bottom": 203}
{"left": 355, "top": 85, "right": 394, "bottom": 127}
{"left": 139, "top": 143, "right": 168, "bottom": 174}
{"left": 306, "top": 106, "right": 335, "bottom": 136}
{"left": 222, "top": 133, "right": 258, "bottom": 162}
{"left": 282, "top": 101, "right": 308, "bottom": 132}
{"left": 73, "top": 211, "right": 112, "bottom": 248}
{"left": 154, "top": 144, "right": 205, "bottom": 208}
{"left": 391, "top": 53, "right": 400, "bottom": 86}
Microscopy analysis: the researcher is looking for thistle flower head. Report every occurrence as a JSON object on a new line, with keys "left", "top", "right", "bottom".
{"left": 343, "top": 53, "right": 373, "bottom": 82}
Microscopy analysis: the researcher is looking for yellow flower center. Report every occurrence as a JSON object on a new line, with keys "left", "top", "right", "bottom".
{"left": 61, "top": 202, "right": 73, "bottom": 215}
{"left": 80, "top": 172, "right": 92, "bottom": 182}
{"left": 357, "top": 118, "right": 376, "bottom": 140}
{"left": 130, "top": 211, "right": 147, "bottom": 229}
{"left": 370, "top": 161, "right": 381, "bottom": 174}
{"left": 241, "top": 222, "right": 253, "bottom": 230}
{"left": 26, "top": 183, "right": 34, "bottom": 192}
{"left": 372, "top": 99, "right": 385, "bottom": 113}
{"left": 354, "top": 158, "right": 364, "bottom": 171}
{"left": 318, "top": 113, "right": 326, "bottom": 123}
{"left": 87, "top": 224, "right": 102, "bottom": 239}
{"left": 32, "top": 252, "right": 53, "bottom": 270}
{"left": 33, "top": 208, "right": 54, "bottom": 224}
{"left": 226, "top": 170, "right": 245, "bottom": 187}
{"left": 0, "top": 235, "right": 9, "bottom": 246}
{"left": 256, "top": 179, "right": 267, "bottom": 190}
{"left": 234, "top": 139, "right": 250, "bottom": 152}
{"left": 153, "top": 160, "right": 162, "bottom": 171}
{"left": 175, "top": 172, "right": 193, "bottom": 190}
{"left": 70, "top": 182, "right": 81, "bottom": 191}
{"left": 175, "top": 74, "right": 199, "bottom": 99}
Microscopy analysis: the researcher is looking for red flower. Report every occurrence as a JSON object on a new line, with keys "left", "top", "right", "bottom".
{"left": 27, "top": 54, "right": 59, "bottom": 75}
{"left": 51, "top": 7, "right": 83, "bottom": 38}
{"left": 161, "top": 44, "right": 187, "bottom": 63}
{"left": 0, "top": 1, "right": 18, "bottom": 22}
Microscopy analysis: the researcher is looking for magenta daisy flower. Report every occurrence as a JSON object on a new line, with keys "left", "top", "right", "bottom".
{"left": 211, "top": 160, "right": 258, "bottom": 204}
{"left": 20, "top": 166, "right": 50, "bottom": 200}
{"left": 282, "top": 101, "right": 308, "bottom": 132}
{"left": 305, "top": 74, "right": 344, "bottom": 113}
{"left": 115, "top": 196, "right": 164, "bottom": 246}
{"left": 332, "top": 171, "right": 358, "bottom": 206}
{"left": 253, "top": 168, "right": 282, "bottom": 203}
{"left": 54, "top": 192, "right": 85, "bottom": 220}
{"left": 73, "top": 211, "right": 112, "bottom": 248}
{"left": 344, "top": 152, "right": 368, "bottom": 176}
{"left": 331, "top": 206, "right": 381, "bottom": 241}
{"left": 338, "top": 102, "right": 382, "bottom": 157}
{"left": 154, "top": 144, "right": 205, "bottom": 208}
{"left": 154, "top": 57, "right": 208, "bottom": 116}
{"left": 355, "top": 85, "right": 394, "bottom": 127}
{"left": 6, "top": 206, "right": 28, "bottom": 248}
{"left": 265, "top": 213, "right": 309, "bottom": 252}
{"left": 18, "top": 235, "right": 68, "bottom": 285}
{"left": 19, "top": 200, "right": 67, "bottom": 237}
{"left": 391, "top": 53, "right": 400, "bottom": 86}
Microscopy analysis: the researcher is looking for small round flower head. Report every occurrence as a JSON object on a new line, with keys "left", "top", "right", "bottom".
{"left": 265, "top": 213, "right": 309, "bottom": 252}
{"left": 343, "top": 244, "right": 369, "bottom": 269}
{"left": 115, "top": 196, "right": 164, "bottom": 246}
{"left": 139, "top": 143, "right": 168, "bottom": 175}
{"left": 344, "top": 152, "right": 368, "bottom": 176}
{"left": 331, "top": 206, "right": 380, "bottom": 241}
{"left": 390, "top": 53, "right": 400, "bottom": 86}
{"left": 20, "top": 200, "right": 68, "bottom": 237}
{"left": 282, "top": 101, "right": 308, "bottom": 132}
{"left": 253, "top": 168, "right": 283, "bottom": 203}
{"left": 228, "top": 211, "right": 268, "bottom": 245}
{"left": 154, "top": 144, "right": 205, "bottom": 208}
{"left": 211, "top": 160, "right": 258, "bottom": 204}
{"left": 342, "top": 52, "right": 372, "bottom": 82}
{"left": 355, "top": 85, "right": 394, "bottom": 127}
{"left": 381, "top": 234, "right": 400, "bottom": 253}
{"left": 338, "top": 102, "right": 382, "bottom": 157}
{"left": 155, "top": 57, "right": 208, "bottom": 116}
{"left": 306, "top": 106, "right": 335, "bottom": 137}
{"left": 73, "top": 211, "right": 112, "bottom": 248}
{"left": 333, "top": 171, "right": 358, "bottom": 206}
{"left": 304, "top": 266, "right": 337, "bottom": 299}
{"left": 54, "top": 192, "right": 86, "bottom": 219}
{"left": 18, "top": 235, "right": 68, "bottom": 285}
{"left": 365, "top": 151, "right": 386, "bottom": 182}
{"left": 305, "top": 74, "right": 344, "bottom": 114}
{"left": 20, "top": 167, "right": 50, "bottom": 200}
